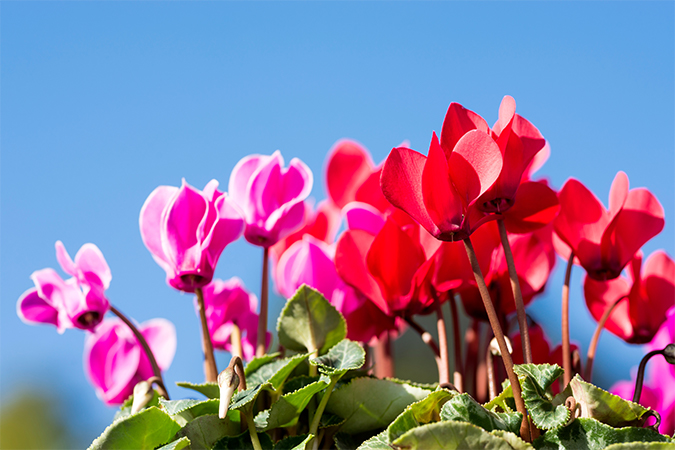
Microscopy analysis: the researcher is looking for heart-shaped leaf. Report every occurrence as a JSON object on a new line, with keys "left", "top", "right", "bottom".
{"left": 229, "top": 383, "right": 273, "bottom": 413}
{"left": 310, "top": 340, "right": 365, "bottom": 376}
{"left": 391, "top": 420, "right": 522, "bottom": 450}
{"left": 88, "top": 406, "right": 180, "bottom": 450}
{"left": 357, "top": 431, "right": 390, "bottom": 450}
{"left": 388, "top": 389, "right": 455, "bottom": 443}
{"left": 441, "top": 393, "right": 522, "bottom": 435}
{"left": 159, "top": 398, "right": 220, "bottom": 426}
{"left": 247, "top": 353, "right": 309, "bottom": 390}
{"left": 326, "top": 377, "right": 429, "bottom": 434}
{"left": 174, "top": 413, "right": 241, "bottom": 449}
{"left": 255, "top": 379, "right": 330, "bottom": 430}
{"left": 277, "top": 285, "right": 346, "bottom": 355}
{"left": 512, "top": 364, "right": 568, "bottom": 430}
{"left": 245, "top": 353, "right": 282, "bottom": 376}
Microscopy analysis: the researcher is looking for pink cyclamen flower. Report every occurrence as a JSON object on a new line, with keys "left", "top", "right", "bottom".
{"left": 228, "top": 151, "right": 313, "bottom": 248}
{"left": 17, "top": 241, "right": 111, "bottom": 332}
{"left": 85, "top": 317, "right": 176, "bottom": 405}
{"left": 140, "top": 179, "right": 244, "bottom": 293}
{"left": 198, "top": 278, "right": 270, "bottom": 361}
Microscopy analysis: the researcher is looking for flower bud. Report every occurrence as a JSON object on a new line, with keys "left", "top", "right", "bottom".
{"left": 131, "top": 380, "right": 154, "bottom": 414}
{"left": 218, "top": 368, "right": 239, "bottom": 419}
{"left": 663, "top": 343, "right": 675, "bottom": 365}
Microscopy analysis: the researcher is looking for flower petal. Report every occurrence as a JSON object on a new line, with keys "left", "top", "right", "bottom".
{"left": 17, "top": 288, "right": 60, "bottom": 328}
{"left": 140, "top": 318, "right": 177, "bottom": 372}
{"left": 139, "top": 185, "right": 179, "bottom": 271}
{"left": 326, "top": 139, "right": 375, "bottom": 208}
{"left": 74, "top": 243, "right": 112, "bottom": 289}
{"left": 448, "top": 130, "right": 503, "bottom": 206}
{"left": 440, "top": 102, "right": 490, "bottom": 158}
{"left": 343, "top": 201, "right": 386, "bottom": 235}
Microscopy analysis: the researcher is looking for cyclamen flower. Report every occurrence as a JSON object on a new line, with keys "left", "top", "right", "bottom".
{"left": 198, "top": 278, "right": 270, "bottom": 361}
{"left": 554, "top": 171, "right": 664, "bottom": 280}
{"left": 17, "top": 241, "right": 111, "bottom": 332}
{"left": 140, "top": 179, "right": 244, "bottom": 293}
{"left": 228, "top": 151, "right": 313, "bottom": 248}
{"left": 584, "top": 250, "right": 675, "bottom": 344}
{"left": 85, "top": 317, "right": 176, "bottom": 405}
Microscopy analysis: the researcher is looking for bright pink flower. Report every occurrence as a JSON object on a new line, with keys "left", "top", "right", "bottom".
{"left": 381, "top": 128, "right": 503, "bottom": 242}
{"left": 84, "top": 317, "right": 176, "bottom": 405}
{"left": 325, "top": 139, "right": 389, "bottom": 212}
{"left": 228, "top": 151, "right": 313, "bottom": 248}
{"left": 554, "top": 172, "right": 664, "bottom": 281}
{"left": 585, "top": 251, "right": 675, "bottom": 344}
{"left": 611, "top": 308, "right": 675, "bottom": 434}
{"left": 140, "top": 179, "right": 244, "bottom": 293}
{"left": 198, "top": 278, "right": 270, "bottom": 361}
{"left": 275, "top": 235, "right": 397, "bottom": 343}
{"left": 17, "top": 241, "right": 111, "bottom": 332}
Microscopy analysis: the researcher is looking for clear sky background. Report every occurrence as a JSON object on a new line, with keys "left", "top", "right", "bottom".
{"left": 2, "top": 2, "right": 673, "bottom": 447}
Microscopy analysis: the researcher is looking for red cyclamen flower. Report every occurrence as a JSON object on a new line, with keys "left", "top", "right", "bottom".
{"left": 554, "top": 171, "right": 664, "bottom": 280}
{"left": 381, "top": 126, "right": 502, "bottom": 242}
{"left": 140, "top": 179, "right": 244, "bottom": 293}
{"left": 17, "top": 241, "right": 111, "bottom": 332}
{"left": 85, "top": 317, "right": 176, "bottom": 405}
{"left": 584, "top": 250, "right": 675, "bottom": 344}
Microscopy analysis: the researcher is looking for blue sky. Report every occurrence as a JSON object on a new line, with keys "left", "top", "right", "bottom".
{"left": 2, "top": 2, "right": 673, "bottom": 445}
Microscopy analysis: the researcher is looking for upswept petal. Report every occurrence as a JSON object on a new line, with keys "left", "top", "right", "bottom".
{"left": 422, "top": 132, "right": 464, "bottom": 234}
{"left": 261, "top": 200, "right": 306, "bottom": 246}
{"left": 55, "top": 240, "right": 77, "bottom": 278}
{"left": 162, "top": 180, "right": 208, "bottom": 274}
{"left": 276, "top": 236, "right": 339, "bottom": 300}
{"left": 354, "top": 168, "right": 390, "bottom": 212}
{"left": 366, "top": 218, "right": 427, "bottom": 314}
{"left": 250, "top": 151, "right": 285, "bottom": 221}
{"left": 17, "top": 288, "right": 61, "bottom": 328}
{"left": 202, "top": 194, "right": 244, "bottom": 267}
{"left": 335, "top": 229, "right": 387, "bottom": 313}
{"left": 637, "top": 251, "right": 675, "bottom": 342}
{"left": 608, "top": 171, "right": 629, "bottom": 217}
{"left": 343, "top": 202, "right": 386, "bottom": 235}
{"left": 74, "top": 243, "right": 112, "bottom": 289}
{"left": 140, "top": 318, "right": 177, "bottom": 372}
{"left": 228, "top": 154, "right": 268, "bottom": 217}
{"left": 501, "top": 180, "right": 560, "bottom": 233}
{"left": 139, "top": 185, "right": 179, "bottom": 270}
{"left": 31, "top": 269, "right": 84, "bottom": 330}
{"left": 584, "top": 275, "right": 634, "bottom": 341}
{"left": 283, "top": 158, "right": 314, "bottom": 206}
{"left": 448, "top": 130, "right": 503, "bottom": 206}
{"left": 381, "top": 146, "right": 440, "bottom": 237}
{"left": 440, "top": 102, "right": 490, "bottom": 158}
{"left": 326, "top": 139, "right": 375, "bottom": 208}
{"left": 492, "top": 95, "right": 517, "bottom": 137}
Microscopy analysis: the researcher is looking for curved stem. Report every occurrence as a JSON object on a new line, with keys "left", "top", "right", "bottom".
{"left": 498, "top": 219, "right": 532, "bottom": 364}
{"left": 110, "top": 305, "right": 169, "bottom": 399}
{"left": 463, "top": 238, "right": 531, "bottom": 442}
{"left": 449, "top": 295, "right": 463, "bottom": 392}
{"left": 195, "top": 288, "right": 218, "bottom": 382}
{"left": 633, "top": 349, "right": 664, "bottom": 403}
{"left": 434, "top": 294, "right": 451, "bottom": 386}
{"left": 256, "top": 247, "right": 270, "bottom": 358}
{"left": 561, "top": 253, "right": 574, "bottom": 386}
{"left": 585, "top": 295, "right": 628, "bottom": 382}
{"left": 230, "top": 323, "right": 243, "bottom": 361}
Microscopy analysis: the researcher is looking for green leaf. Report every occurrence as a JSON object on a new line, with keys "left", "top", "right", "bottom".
{"left": 213, "top": 430, "right": 274, "bottom": 450}
{"left": 277, "top": 285, "right": 346, "bottom": 355}
{"left": 156, "top": 436, "right": 191, "bottom": 450}
{"left": 230, "top": 383, "right": 273, "bottom": 412}
{"left": 490, "top": 430, "right": 534, "bottom": 450}
{"left": 88, "top": 406, "right": 181, "bottom": 450}
{"left": 114, "top": 390, "right": 161, "bottom": 420}
{"left": 159, "top": 398, "right": 220, "bottom": 426}
{"left": 387, "top": 389, "right": 456, "bottom": 443}
{"left": 604, "top": 444, "right": 675, "bottom": 450}
{"left": 248, "top": 353, "right": 309, "bottom": 390}
{"left": 176, "top": 381, "right": 220, "bottom": 399}
{"left": 485, "top": 382, "right": 516, "bottom": 413}
{"left": 440, "top": 393, "right": 522, "bottom": 435}
{"left": 254, "top": 379, "right": 330, "bottom": 430}
{"left": 512, "top": 365, "right": 568, "bottom": 430}
{"left": 356, "top": 431, "right": 391, "bottom": 450}
{"left": 283, "top": 375, "right": 321, "bottom": 394}
{"left": 568, "top": 375, "right": 650, "bottom": 427}
{"left": 174, "top": 413, "right": 241, "bottom": 450}
{"left": 245, "top": 353, "right": 282, "bottom": 376}
{"left": 320, "top": 412, "right": 346, "bottom": 429}
{"left": 274, "top": 434, "right": 314, "bottom": 450}
{"left": 391, "top": 420, "right": 522, "bottom": 450}
{"left": 310, "top": 340, "right": 365, "bottom": 376}
{"left": 533, "top": 417, "right": 673, "bottom": 450}
{"left": 326, "top": 377, "right": 430, "bottom": 434}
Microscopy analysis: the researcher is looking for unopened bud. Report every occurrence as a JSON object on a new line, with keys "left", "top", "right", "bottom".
{"left": 663, "top": 344, "right": 675, "bottom": 365}
{"left": 489, "top": 336, "right": 513, "bottom": 356}
{"left": 131, "top": 380, "right": 154, "bottom": 414}
{"left": 218, "top": 368, "right": 239, "bottom": 419}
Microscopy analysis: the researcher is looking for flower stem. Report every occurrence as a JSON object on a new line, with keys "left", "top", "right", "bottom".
{"left": 256, "top": 247, "right": 269, "bottom": 358}
{"left": 633, "top": 348, "right": 665, "bottom": 403}
{"left": 498, "top": 219, "right": 532, "bottom": 364}
{"left": 561, "top": 252, "right": 574, "bottom": 386}
{"left": 463, "top": 237, "right": 531, "bottom": 442}
{"left": 243, "top": 410, "right": 263, "bottom": 450}
{"left": 309, "top": 376, "right": 339, "bottom": 450}
{"left": 486, "top": 346, "right": 497, "bottom": 401}
{"left": 449, "top": 295, "right": 463, "bottom": 392}
{"left": 195, "top": 288, "right": 218, "bottom": 382}
{"left": 585, "top": 295, "right": 627, "bottom": 382}
{"left": 374, "top": 331, "right": 395, "bottom": 379}
{"left": 434, "top": 294, "right": 451, "bottom": 386}
{"left": 109, "top": 305, "right": 170, "bottom": 399}
{"left": 405, "top": 316, "right": 446, "bottom": 382}
{"left": 230, "top": 323, "right": 243, "bottom": 361}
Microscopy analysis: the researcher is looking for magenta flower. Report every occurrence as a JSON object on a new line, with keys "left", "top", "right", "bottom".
{"left": 85, "top": 317, "right": 176, "bottom": 405}
{"left": 228, "top": 151, "right": 313, "bottom": 248}
{"left": 140, "top": 179, "right": 244, "bottom": 293}
{"left": 17, "top": 241, "right": 111, "bottom": 332}
{"left": 198, "top": 278, "right": 270, "bottom": 361}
